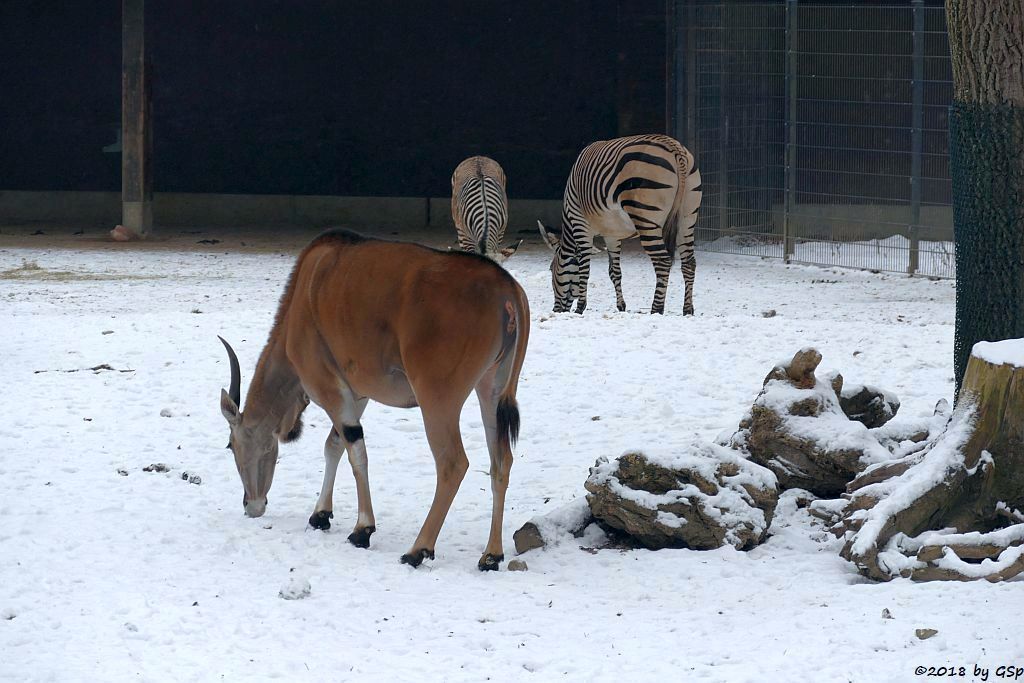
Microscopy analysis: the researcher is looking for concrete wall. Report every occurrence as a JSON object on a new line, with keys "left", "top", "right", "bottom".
{"left": 0, "top": 190, "right": 561, "bottom": 232}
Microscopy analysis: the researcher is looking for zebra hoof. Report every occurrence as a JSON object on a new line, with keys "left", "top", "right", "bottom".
{"left": 683, "top": 306, "right": 695, "bottom": 316}
{"left": 616, "top": 302, "right": 626, "bottom": 312}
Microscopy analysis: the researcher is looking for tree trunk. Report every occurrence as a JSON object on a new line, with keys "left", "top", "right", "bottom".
{"left": 946, "top": 0, "right": 1024, "bottom": 393}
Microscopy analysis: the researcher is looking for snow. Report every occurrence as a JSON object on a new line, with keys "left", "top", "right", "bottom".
{"left": 972, "top": 338, "right": 1024, "bottom": 368}
{"left": 1, "top": 231, "right": 1020, "bottom": 681}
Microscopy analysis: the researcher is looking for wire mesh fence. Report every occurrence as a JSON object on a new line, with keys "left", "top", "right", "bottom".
{"left": 668, "top": 0, "right": 955, "bottom": 278}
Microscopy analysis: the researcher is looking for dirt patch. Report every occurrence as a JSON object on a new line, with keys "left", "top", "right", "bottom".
{"left": 0, "top": 259, "right": 164, "bottom": 282}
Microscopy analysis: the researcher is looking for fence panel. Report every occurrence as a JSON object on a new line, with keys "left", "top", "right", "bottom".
{"left": 677, "top": 0, "right": 955, "bottom": 278}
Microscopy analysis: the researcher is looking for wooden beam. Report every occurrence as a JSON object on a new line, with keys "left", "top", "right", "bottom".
{"left": 121, "top": 0, "right": 151, "bottom": 237}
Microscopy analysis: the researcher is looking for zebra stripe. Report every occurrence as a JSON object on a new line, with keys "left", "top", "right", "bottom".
{"left": 451, "top": 156, "right": 510, "bottom": 262}
{"left": 543, "top": 134, "right": 702, "bottom": 315}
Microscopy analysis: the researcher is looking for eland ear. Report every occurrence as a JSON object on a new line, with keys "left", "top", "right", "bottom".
{"left": 537, "top": 220, "right": 559, "bottom": 251}
{"left": 220, "top": 388, "right": 241, "bottom": 426}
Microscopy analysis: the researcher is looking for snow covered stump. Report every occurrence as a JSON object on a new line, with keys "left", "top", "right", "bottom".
{"left": 727, "top": 348, "right": 895, "bottom": 497}
{"left": 583, "top": 441, "right": 779, "bottom": 551}
{"left": 838, "top": 339, "right": 1024, "bottom": 582}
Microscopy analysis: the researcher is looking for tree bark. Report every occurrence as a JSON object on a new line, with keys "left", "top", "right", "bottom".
{"left": 946, "top": 0, "right": 1024, "bottom": 392}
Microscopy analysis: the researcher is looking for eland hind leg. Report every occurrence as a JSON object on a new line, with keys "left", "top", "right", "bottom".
{"left": 474, "top": 369, "right": 515, "bottom": 571}
{"left": 400, "top": 403, "right": 470, "bottom": 568}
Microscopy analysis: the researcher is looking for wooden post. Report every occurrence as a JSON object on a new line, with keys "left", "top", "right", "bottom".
{"left": 121, "top": 0, "right": 152, "bottom": 238}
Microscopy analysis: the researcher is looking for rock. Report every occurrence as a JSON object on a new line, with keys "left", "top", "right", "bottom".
{"left": 839, "top": 383, "right": 900, "bottom": 428}
{"left": 729, "top": 348, "right": 891, "bottom": 497}
{"left": 784, "top": 348, "right": 822, "bottom": 389}
{"left": 882, "top": 608, "right": 893, "bottom": 619}
{"left": 584, "top": 441, "right": 778, "bottom": 551}
{"left": 181, "top": 471, "right": 202, "bottom": 485}
{"left": 507, "top": 559, "right": 528, "bottom": 572}
{"left": 109, "top": 225, "right": 141, "bottom": 242}
{"left": 513, "top": 498, "right": 593, "bottom": 554}
{"left": 761, "top": 309, "right": 777, "bottom": 318}
{"left": 143, "top": 463, "right": 169, "bottom": 473}
{"left": 915, "top": 628, "right": 938, "bottom": 640}
{"left": 160, "top": 408, "right": 173, "bottom": 417}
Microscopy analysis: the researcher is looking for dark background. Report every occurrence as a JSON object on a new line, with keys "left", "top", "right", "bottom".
{"left": 0, "top": 1, "right": 666, "bottom": 199}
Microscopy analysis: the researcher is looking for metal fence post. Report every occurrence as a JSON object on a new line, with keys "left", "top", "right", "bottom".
{"left": 783, "top": 0, "right": 798, "bottom": 262}
{"left": 666, "top": 0, "right": 677, "bottom": 137}
{"left": 909, "top": 0, "right": 924, "bottom": 275}
{"left": 686, "top": 0, "right": 696, "bottom": 148}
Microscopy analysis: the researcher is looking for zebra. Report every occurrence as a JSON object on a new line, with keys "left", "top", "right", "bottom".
{"left": 451, "top": 156, "right": 520, "bottom": 263}
{"left": 537, "top": 134, "right": 702, "bottom": 315}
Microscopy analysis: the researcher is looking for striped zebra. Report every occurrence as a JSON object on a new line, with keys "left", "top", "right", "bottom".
{"left": 537, "top": 134, "right": 701, "bottom": 314}
{"left": 451, "top": 156, "right": 520, "bottom": 263}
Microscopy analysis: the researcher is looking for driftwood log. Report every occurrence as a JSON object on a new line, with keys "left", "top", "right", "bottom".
{"left": 838, "top": 340, "right": 1024, "bottom": 581}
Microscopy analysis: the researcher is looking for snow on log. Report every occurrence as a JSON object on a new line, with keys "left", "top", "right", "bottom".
{"left": 583, "top": 440, "right": 779, "bottom": 551}
{"left": 726, "top": 348, "right": 893, "bottom": 497}
{"left": 838, "top": 339, "right": 1024, "bottom": 581}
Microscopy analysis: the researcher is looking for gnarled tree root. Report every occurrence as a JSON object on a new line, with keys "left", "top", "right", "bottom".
{"left": 837, "top": 343, "right": 1024, "bottom": 582}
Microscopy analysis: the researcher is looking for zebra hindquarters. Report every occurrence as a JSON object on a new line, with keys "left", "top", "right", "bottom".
{"left": 451, "top": 156, "right": 509, "bottom": 262}
{"left": 676, "top": 165, "right": 702, "bottom": 315}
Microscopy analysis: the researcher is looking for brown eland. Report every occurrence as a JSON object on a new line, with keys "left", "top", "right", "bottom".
{"left": 218, "top": 229, "right": 530, "bottom": 570}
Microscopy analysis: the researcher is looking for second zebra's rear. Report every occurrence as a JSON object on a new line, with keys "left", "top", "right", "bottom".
{"left": 451, "top": 156, "right": 520, "bottom": 263}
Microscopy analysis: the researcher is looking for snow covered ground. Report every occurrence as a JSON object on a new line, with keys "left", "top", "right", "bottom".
{"left": 1, "top": 230, "right": 1020, "bottom": 682}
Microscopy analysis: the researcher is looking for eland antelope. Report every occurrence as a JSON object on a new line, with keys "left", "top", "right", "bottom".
{"left": 218, "top": 229, "right": 530, "bottom": 570}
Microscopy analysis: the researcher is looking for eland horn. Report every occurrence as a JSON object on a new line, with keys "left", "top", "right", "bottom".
{"left": 218, "top": 335, "right": 241, "bottom": 407}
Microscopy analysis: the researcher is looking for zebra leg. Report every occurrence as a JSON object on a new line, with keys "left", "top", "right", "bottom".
{"left": 642, "top": 245, "right": 674, "bottom": 315}
{"left": 574, "top": 249, "right": 595, "bottom": 314}
{"left": 680, "top": 249, "right": 696, "bottom": 316}
{"left": 606, "top": 241, "right": 625, "bottom": 312}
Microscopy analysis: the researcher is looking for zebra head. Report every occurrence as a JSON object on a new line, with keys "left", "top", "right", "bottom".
{"left": 537, "top": 220, "right": 579, "bottom": 313}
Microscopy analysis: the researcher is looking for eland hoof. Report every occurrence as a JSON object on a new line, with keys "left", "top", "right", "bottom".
{"left": 400, "top": 548, "right": 434, "bottom": 568}
{"left": 308, "top": 510, "right": 333, "bottom": 531}
{"left": 478, "top": 553, "right": 504, "bottom": 572}
{"left": 347, "top": 526, "right": 376, "bottom": 549}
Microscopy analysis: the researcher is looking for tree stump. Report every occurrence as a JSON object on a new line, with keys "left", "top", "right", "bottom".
{"left": 838, "top": 340, "right": 1024, "bottom": 581}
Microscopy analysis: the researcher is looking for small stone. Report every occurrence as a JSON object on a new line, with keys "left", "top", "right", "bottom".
{"left": 142, "top": 463, "right": 169, "bottom": 473}
{"left": 761, "top": 309, "right": 777, "bottom": 318}
{"left": 882, "top": 608, "right": 893, "bottom": 619}
{"left": 915, "top": 628, "right": 938, "bottom": 640}
{"left": 102, "top": 330, "right": 114, "bottom": 335}
{"left": 116, "top": 468, "right": 129, "bottom": 477}
{"left": 507, "top": 559, "right": 528, "bottom": 572}
{"left": 160, "top": 408, "right": 173, "bottom": 417}
{"left": 181, "top": 471, "right": 202, "bottom": 485}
